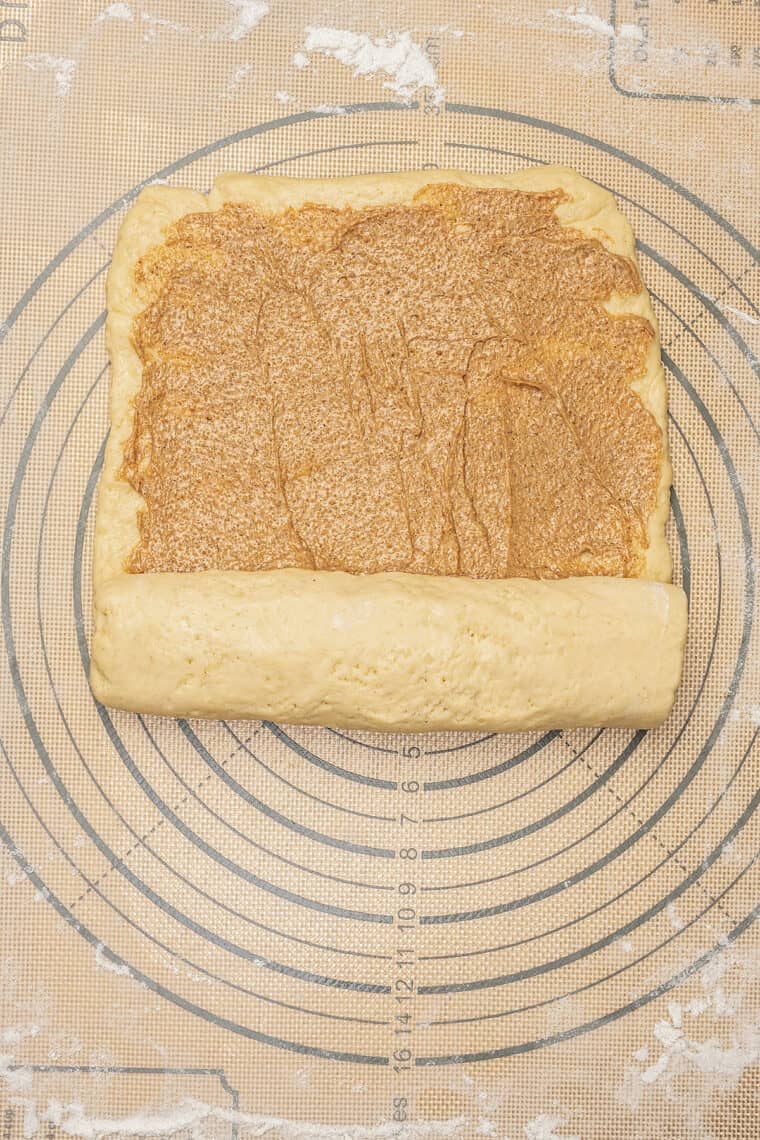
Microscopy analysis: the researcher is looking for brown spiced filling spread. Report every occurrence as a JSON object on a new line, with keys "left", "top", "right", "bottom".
{"left": 124, "top": 184, "right": 661, "bottom": 579}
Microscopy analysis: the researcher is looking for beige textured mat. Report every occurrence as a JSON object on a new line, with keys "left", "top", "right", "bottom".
{"left": 1, "top": 2, "right": 758, "bottom": 1137}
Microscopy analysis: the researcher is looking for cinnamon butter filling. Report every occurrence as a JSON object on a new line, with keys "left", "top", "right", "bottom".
{"left": 124, "top": 183, "right": 661, "bottom": 579}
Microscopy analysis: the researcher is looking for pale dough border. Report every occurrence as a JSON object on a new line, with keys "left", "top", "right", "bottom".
{"left": 91, "top": 168, "right": 687, "bottom": 731}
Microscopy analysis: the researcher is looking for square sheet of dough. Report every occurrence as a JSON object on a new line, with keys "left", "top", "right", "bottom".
{"left": 91, "top": 168, "right": 687, "bottom": 731}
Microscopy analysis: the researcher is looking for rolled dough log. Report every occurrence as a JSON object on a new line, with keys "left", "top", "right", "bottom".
{"left": 91, "top": 571, "right": 686, "bottom": 730}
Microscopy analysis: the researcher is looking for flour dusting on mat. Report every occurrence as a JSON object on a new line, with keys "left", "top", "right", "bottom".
{"left": 729, "top": 703, "right": 760, "bottom": 726}
{"left": 667, "top": 901, "right": 686, "bottom": 931}
{"left": 301, "top": 26, "right": 443, "bottom": 104}
{"left": 311, "top": 103, "right": 348, "bottom": 115}
{"left": 1, "top": 1027, "right": 468, "bottom": 1138}
{"left": 524, "top": 1114, "right": 579, "bottom": 1140}
{"left": 0, "top": 1054, "right": 32, "bottom": 1094}
{"left": 15, "top": 1096, "right": 39, "bottom": 1138}
{"left": 551, "top": 6, "right": 643, "bottom": 41}
{"left": 1, "top": 1030, "right": 468, "bottom": 1138}
{"left": 140, "top": 12, "right": 189, "bottom": 42}
{"left": 95, "top": 2, "right": 133, "bottom": 21}
{"left": 621, "top": 948, "right": 760, "bottom": 1127}
{"left": 93, "top": 942, "right": 131, "bottom": 978}
{"left": 24, "top": 54, "right": 78, "bottom": 97}
{"left": 34, "top": 1096, "right": 470, "bottom": 1138}
{"left": 715, "top": 301, "right": 760, "bottom": 328}
{"left": 210, "top": 0, "right": 269, "bottom": 42}
{"left": 225, "top": 61, "right": 254, "bottom": 95}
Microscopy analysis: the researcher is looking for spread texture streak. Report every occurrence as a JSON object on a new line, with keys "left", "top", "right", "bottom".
{"left": 124, "top": 184, "right": 661, "bottom": 579}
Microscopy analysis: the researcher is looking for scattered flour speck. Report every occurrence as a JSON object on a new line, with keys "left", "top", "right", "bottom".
{"left": 274, "top": 90, "right": 294, "bottom": 104}
{"left": 94, "top": 942, "right": 131, "bottom": 977}
{"left": 701, "top": 953, "right": 727, "bottom": 991}
{"left": 292, "top": 51, "right": 310, "bottom": 69}
{"left": 667, "top": 902, "right": 686, "bottom": 931}
{"left": 623, "top": 947, "right": 760, "bottom": 1126}
{"left": 653, "top": 1017, "right": 684, "bottom": 1050}
{"left": 24, "top": 54, "right": 77, "bottom": 97}
{"left": 524, "top": 1114, "right": 579, "bottom": 1140}
{"left": 226, "top": 62, "right": 254, "bottom": 93}
{"left": 210, "top": 0, "right": 269, "bottom": 42}
{"left": 715, "top": 301, "right": 760, "bottom": 328}
{"left": 2, "top": 1040, "right": 467, "bottom": 1137}
{"left": 95, "top": 2, "right": 132, "bottom": 21}
{"left": 0, "top": 1055, "right": 32, "bottom": 1094}
{"left": 301, "top": 26, "right": 443, "bottom": 104}
{"left": 141, "top": 12, "right": 189, "bottom": 42}
{"left": 641, "top": 1052, "right": 670, "bottom": 1084}
{"left": 668, "top": 1000, "right": 683, "bottom": 1029}
{"left": 33, "top": 1097, "right": 469, "bottom": 1138}
{"left": 13, "top": 1096, "right": 39, "bottom": 1139}
{"left": 551, "top": 6, "right": 643, "bottom": 41}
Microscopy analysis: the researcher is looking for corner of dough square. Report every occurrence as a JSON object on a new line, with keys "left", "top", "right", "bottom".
{"left": 91, "top": 168, "right": 687, "bottom": 732}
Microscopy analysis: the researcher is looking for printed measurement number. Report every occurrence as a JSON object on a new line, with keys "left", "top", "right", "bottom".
{"left": 391, "top": 746, "right": 422, "bottom": 1122}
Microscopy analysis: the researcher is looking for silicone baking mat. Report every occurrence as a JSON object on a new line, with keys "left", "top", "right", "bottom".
{"left": 1, "top": 2, "right": 759, "bottom": 1137}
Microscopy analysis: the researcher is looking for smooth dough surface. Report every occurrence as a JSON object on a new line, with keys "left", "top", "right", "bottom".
{"left": 91, "top": 168, "right": 688, "bottom": 730}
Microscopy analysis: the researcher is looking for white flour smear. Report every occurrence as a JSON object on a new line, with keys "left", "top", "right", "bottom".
{"left": 1, "top": 1016, "right": 467, "bottom": 1140}
{"left": 210, "top": 0, "right": 269, "bottom": 42}
{"left": 301, "top": 27, "right": 443, "bottom": 104}
{"left": 524, "top": 1114, "right": 580, "bottom": 1140}
{"left": 497, "top": 6, "right": 745, "bottom": 93}
{"left": 140, "top": 12, "right": 189, "bottom": 42}
{"left": 550, "top": 6, "right": 642, "bottom": 40}
{"left": 225, "top": 61, "right": 254, "bottom": 95}
{"left": 311, "top": 104, "right": 348, "bottom": 115}
{"left": 0, "top": 1054, "right": 32, "bottom": 1094}
{"left": 93, "top": 942, "right": 131, "bottom": 978}
{"left": 15, "top": 1096, "right": 40, "bottom": 1139}
{"left": 93, "top": 1, "right": 267, "bottom": 40}
{"left": 730, "top": 702, "right": 760, "bottom": 726}
{"left": 0, "top": 1073, "right": 468, "bottom": 1140}
{"left": 95, "top": 3, "right": 133, "bottom": 21}
{"left": 621, "top": 948, "right": 760, "bottom": 1131}
{"left": 716, "top": 301, "right": 760, "bottom": 328}
{"left": 667, "top": 902, "right": 686, "bottom": 931}
{"left": 24, "top": 55, "right": 78, "bottom": 97}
